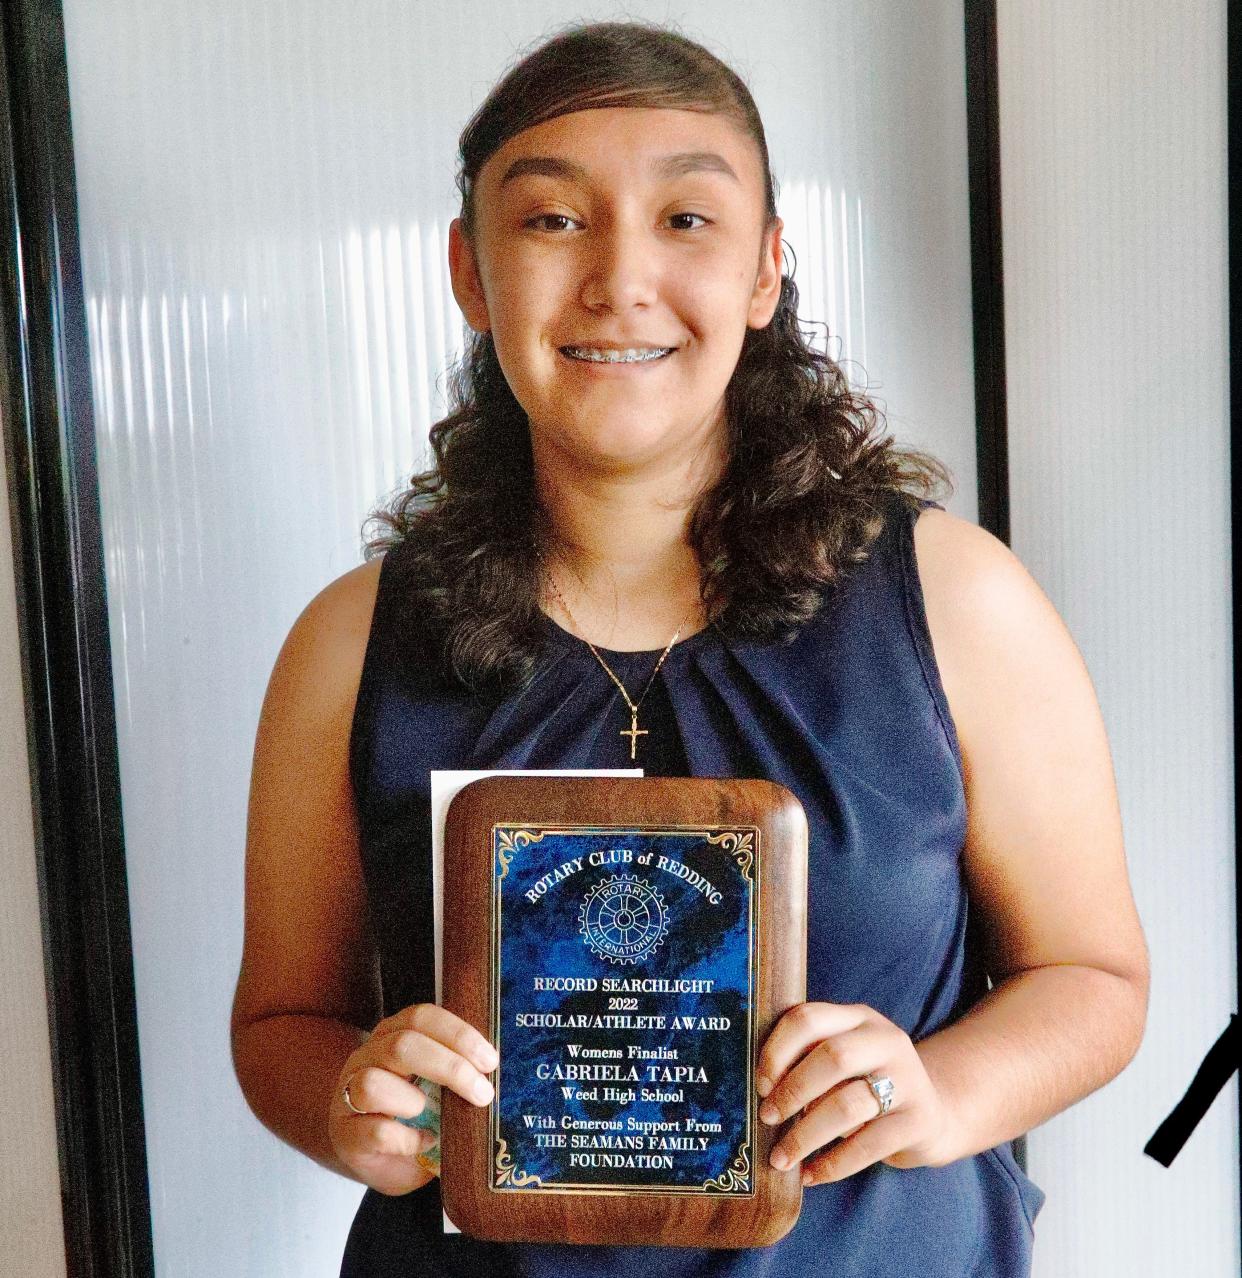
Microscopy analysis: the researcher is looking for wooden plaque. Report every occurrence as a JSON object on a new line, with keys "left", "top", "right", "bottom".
{"left": 440, "top": 775, "right": 808, "bottom": 1248}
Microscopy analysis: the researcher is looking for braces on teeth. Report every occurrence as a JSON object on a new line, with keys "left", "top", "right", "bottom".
{"left": 562, "top": 347, "right": 672, "bottom": 363}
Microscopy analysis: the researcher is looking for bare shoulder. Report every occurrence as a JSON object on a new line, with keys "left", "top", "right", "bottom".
{"left": 909, "top": 504, "right": 1055, "bottom": 653}
{"left": 909, "top": 505, "right": 1083, "bottom": 763}
{"left": 274, "top": 556, "right": 385, "bottom": 703}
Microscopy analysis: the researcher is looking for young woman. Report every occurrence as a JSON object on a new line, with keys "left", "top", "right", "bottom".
{"left": 231, "top": 20, "right": 1149, "bottom": 1277}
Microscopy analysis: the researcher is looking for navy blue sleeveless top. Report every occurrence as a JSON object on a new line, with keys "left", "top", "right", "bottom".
{"left": 341, "top": 494, "right": 1046, "bottom": 1277}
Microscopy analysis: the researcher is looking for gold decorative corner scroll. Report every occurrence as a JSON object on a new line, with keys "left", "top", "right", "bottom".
{"left": 703, "top": 1140, "right": 752, "bottom": 1193}
{"left": 704, "top": 830, "right": 755, "bottom": 881}
{"left": 494, "top": 1137, "right": 543, "bottom": 1188}
{"left": 495, "top": 827, "right": 546, "bottom": 882}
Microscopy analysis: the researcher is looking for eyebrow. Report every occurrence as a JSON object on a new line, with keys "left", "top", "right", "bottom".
{"left": 497, "top": 150, "right": 740, "bottom": 188}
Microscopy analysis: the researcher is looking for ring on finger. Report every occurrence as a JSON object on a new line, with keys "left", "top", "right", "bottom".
{"left": 862, "top": 1071, "right": 895, "bottom": 1117}
{"left": 341, "top": 1072, "right": 370, "bottom": 1116}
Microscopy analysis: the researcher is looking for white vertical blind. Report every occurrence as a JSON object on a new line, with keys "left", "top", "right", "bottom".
{"left": 997, "top": 2, "right": 1237, "bottom": 1275}
{"left": 60, "top": 1, "right": 976, "bottom": 1272}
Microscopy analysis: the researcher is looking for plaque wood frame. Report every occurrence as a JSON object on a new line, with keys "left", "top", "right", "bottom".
{"left": 440, "top": 775, "right": 809, "bottom": 1248}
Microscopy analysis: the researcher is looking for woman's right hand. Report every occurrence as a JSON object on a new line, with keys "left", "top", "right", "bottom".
{"left": 329, "top": 1003, "right": 499, "bottom": 1196}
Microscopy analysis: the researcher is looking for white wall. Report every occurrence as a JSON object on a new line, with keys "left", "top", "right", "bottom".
{"left": 997, "top": 2, "right": 1238, "bottom": 1275}
{"left": 0, "top": 414, "right": 68, "bottom": 1276}
{"left": 55, "top": 1, "right": 977, "bottom": 1272}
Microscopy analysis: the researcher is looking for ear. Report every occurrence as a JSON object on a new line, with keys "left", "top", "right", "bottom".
{"left": 448, "top": 217, "right": 491, "bottom": 333}
{"left": 747, "top": 215, "right": 784, "bottom": 330}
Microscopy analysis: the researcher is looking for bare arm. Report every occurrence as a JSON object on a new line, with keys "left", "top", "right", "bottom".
{"left": 911, "top": 507, "right": 1150, "bottom": 1162}
{"left": 231, "top": 557, "right": 497, "bottom": 1195}
{"left": 751, "top": 505, "right": 1150, "bottom": 1182}
{"left": 230, "top": 559, "right": 386, "bottom": 1182}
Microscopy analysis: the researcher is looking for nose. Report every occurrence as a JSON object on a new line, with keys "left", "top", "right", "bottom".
{"left": 579, "top": 219, "right": 658, "bottom": 313}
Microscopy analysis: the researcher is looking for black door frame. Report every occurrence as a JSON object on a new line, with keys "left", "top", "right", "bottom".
{"left": 0, "top": 1, "right": 152, "bottom": 1274}
{"left": 0, "top": 2, "right": 1037, "bottom": 1273}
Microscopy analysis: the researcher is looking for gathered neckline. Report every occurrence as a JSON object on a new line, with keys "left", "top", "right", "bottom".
{"left": 535, "top": 608, "right": 721, "bottom": 661}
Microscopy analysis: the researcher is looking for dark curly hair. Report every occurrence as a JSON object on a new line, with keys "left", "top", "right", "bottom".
{"left": 363, "top": 18, "right": 953, "bottom": 694}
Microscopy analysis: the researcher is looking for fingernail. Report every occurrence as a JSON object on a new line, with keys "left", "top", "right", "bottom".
{"left": 472, "top": 1077, "right": 494, "bottom": 1104}
{"left": 756, "top": 1075, "right": 772, "bottom": 1097}
{"left": 770, "top": 1148, "right": 790, "bottom": 1170}
{"left": 759, "top": 1101, "right": 780, "bottom": 1125}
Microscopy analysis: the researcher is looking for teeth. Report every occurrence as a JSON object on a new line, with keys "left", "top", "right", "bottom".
{"left": 562, "top": 346, "right": 673, "bottom": 363}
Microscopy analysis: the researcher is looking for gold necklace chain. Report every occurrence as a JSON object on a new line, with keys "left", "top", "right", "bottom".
{"left": 539, "top": 556, "right": 697, "bottom": 761}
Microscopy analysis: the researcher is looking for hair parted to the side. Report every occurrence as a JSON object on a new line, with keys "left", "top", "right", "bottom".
{"left": 363, "top": 18, "right": 953, "bottom": 694}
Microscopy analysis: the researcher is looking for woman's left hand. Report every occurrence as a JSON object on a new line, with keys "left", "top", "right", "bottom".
{"left": 756, "top": 1001, "right": 961, "bottom": 1185}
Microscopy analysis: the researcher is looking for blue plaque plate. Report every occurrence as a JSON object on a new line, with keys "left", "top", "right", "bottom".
{"left": 490, "top": 825, "right": 758, "bottom": 1196}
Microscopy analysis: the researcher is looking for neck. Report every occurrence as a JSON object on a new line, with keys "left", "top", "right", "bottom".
{"left": 532, "top": 427, "right": 727, "bottom": 647}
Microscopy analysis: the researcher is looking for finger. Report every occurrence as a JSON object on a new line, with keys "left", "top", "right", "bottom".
{"left": 341, "top": 1065, "right": 428, "bottom": 1121}
{"left": 760, "top": 1025, "right": 877, "bottom": 1125}
{"left": 756, "top": 1003, "right": 866, "bottom": 1098}
{"left": 769, "top": 1077, "right": 884, "bottom": 1170}
{"left": 373, "top": 1029, "right": 495, "bottom": 1106}
{"left": 347, "top": 1110, "right": 437, "bottom": 1161}
{"left": 801, "top": 1110, "right": 913, "bottom": 1186}
{"left": 371, "top": 1004, "right": 498, "bottom": 1074}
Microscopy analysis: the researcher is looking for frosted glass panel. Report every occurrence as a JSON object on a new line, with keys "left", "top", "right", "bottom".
{"left": 997, "top": 3, "right": 1237, "bottom": 1276}
{"left": 60, "top": 1, "right": 976, "bottom": 1272}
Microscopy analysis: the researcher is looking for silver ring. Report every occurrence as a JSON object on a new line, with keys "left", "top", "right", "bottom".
{"left": 341, "top": 1075, "right": 369, "bottom": 1116}
{"left": 863, "top": 1071, "right": 895, "bottom": 1117}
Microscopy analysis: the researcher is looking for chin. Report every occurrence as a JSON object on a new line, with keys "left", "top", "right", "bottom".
{"left": 551, "top": 430, "right": 680, "bottom": 472}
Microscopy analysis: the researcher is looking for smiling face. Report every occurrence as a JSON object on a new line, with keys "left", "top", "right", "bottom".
{"left": 448, "top": 106, "right": 783, "bottom": 478}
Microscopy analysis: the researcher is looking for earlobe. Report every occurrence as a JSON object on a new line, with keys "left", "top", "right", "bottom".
{"left": 747, "top": 216, "right": 785, "bottom": 330}
{"left": 448, "top": 217, "right": 491, "bottom": 333}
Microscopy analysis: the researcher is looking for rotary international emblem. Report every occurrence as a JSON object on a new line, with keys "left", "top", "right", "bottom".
{"left": 579, "top": 873, "right": 668, "bottom": 965}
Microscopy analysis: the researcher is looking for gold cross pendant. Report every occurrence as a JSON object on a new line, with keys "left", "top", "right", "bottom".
{"left": 619, "top": 710, "right": 648, "bottom": 761}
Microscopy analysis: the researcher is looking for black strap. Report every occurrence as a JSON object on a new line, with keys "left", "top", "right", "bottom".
{"left": 1144, "top": 1014, "right": 1239, "bottom": 1166}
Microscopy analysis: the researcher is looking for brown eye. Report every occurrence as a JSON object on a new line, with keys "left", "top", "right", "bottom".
{"left": 668, "top": 212, "right": 709, "bottom": 230}
{"left": 525, "top": 213, "right": 580, "bottom": 232}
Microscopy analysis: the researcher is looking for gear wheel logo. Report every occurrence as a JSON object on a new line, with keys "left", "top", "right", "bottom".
{"left": 579, "top": 873, "right": 668, "bottom": 965}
